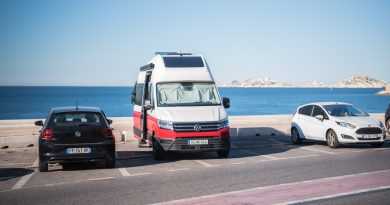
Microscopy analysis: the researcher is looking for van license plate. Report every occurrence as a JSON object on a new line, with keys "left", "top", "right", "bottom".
{"left": 66, "top": 148, "right": 91, "bottom": 154}
{"left": 188, "top": 140, "right": 208, "bottom": 145}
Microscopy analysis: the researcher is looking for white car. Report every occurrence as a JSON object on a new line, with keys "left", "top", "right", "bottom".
{"left": 291, "top": 102, "right": 386, "bottom": 148}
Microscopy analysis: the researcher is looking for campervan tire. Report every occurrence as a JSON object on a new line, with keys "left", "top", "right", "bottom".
{"left": 153, "top": 138, "right": 165, "bottom": 160}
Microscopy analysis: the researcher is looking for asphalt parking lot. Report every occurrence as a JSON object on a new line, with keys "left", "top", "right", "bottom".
{"left": 1, "top": 134, "right": 390, "bottom": 202}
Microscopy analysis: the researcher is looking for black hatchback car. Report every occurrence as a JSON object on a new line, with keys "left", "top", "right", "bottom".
{"left": 35, "top": 106, "right": 115, "bottom": 172}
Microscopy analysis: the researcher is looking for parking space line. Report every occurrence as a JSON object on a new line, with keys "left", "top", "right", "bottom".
{"left": 236, "top": 149, "right": 278, "bottom": 159}
{"left": 373, "top": 148, "right": 389, "bottom": 151}
{"left": 128, "top": 172, "right": 152, "bottom": 177}
{"left": 11, "top": 158, "right": 38, "bottom": 190}
{"left": 299, "top": 147, "right": 337, "bottom": 154}
{"left": 352, "top": 150, "right": 366, "bottom": 153}
{"left": 168, "top": 168, "right": 189, "bottom": 172}
{"left": 232, "top": 162, "right": 247, "bottom": 165}
{"left": 268, "top": 138, "right": 284, "bottom": 144}
{"left": 116, "top": 152, "right": 130, "bottom": 177}
{"left": 262, "top": 155, "right": 279, "bottom": 159}
{"left": 256, "top": 154, "right": 318, "bottom": 162}
{"left": 88, "top": 177, "right": 115, "bottom": 181}
{"left": 194, "top": 160, "right": 220, "bottom": 167}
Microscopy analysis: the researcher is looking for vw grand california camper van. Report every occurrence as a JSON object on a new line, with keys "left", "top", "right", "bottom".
{"left": 131, "top": 52, "right": 231, "bottom": 160}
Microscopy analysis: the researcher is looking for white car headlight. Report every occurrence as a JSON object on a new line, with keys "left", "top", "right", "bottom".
{"left": 379, "top": 122, "right": 385, "bottom": 129}
{"left": 336, "top": 121, "right": 356, "bottom": 129}
{"left": 219, "top": 119, "right": 229, "bottom": 129}
{"left": 158, "top": 120, "right": 173, "bottom": 130}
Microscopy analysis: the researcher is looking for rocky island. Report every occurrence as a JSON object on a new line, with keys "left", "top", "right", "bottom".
{"left": 218, "top": 74, "right": 387, "bottom": 89}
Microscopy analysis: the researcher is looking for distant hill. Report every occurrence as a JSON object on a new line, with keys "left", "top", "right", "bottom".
{"left": 218, "top": 77, "right": 291, "bottom": 88}
{"left": 335, "top": 74, "right": 387, "bottom": 88}
{"left": 218, "top": 74, "right": 387, "bottom": 88}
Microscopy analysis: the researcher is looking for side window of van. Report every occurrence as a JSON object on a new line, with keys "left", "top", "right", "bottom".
{"left": 298, "top": 105, "right": 313, "bottom": 116}
{"left": 135, "top": 83, "right": 144, "bottom": 105}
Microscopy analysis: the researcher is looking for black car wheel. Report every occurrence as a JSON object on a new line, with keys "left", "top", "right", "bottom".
{"left": 39, "top": 158, "right": 48, "bottom": 172}
{"left": 326, "top": 130, "right": 340, "bottom": 148}
{"left": 291, "top": 127, "right": 302, "bottom": 144}
{"left": 152, "top": 138, "right": 165, "bottom": 160}
{"left": 106, "top": 154, "right": 116, "bottom": 168}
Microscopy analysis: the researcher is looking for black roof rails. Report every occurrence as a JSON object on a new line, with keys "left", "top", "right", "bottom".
{"left": 140, "top": 63, "right": 154, "bottom": 71}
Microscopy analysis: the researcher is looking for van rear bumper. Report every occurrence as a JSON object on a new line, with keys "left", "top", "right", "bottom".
{"left": 156, "top": 136, "right": 230, "bottom": 152}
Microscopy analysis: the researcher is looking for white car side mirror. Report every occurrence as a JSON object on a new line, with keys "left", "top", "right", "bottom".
{"left": 315, "top": 115, "right": 324, "bottom": 120}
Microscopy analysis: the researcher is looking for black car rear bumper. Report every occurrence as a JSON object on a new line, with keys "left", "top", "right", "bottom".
{"left": 39, "top": 139, "right": 115, "bottom": 164}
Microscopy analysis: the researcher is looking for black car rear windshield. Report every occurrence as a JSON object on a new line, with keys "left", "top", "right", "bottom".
{"left": 49, "top": 112, "right": 104, "bottom": 127}
{"left": 163, "top": 56, "right": 204, "bottom": 67}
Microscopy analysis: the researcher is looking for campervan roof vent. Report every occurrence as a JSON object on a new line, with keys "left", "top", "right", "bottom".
{"left": 155, "top": 52, "right": 192, "bottom": 56}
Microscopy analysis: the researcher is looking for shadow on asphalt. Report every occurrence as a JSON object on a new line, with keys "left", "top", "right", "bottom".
{"left": 115, "top": 127, "right": 297, "bottom": 168}
{"left": 58, "top": 162, "right": 107, "bottom": 171}
{"left": 0, "top": 168, "right": 34, "bottom": 181}
{"left": 297, "top": 139, "right": 389, "bottom": 149}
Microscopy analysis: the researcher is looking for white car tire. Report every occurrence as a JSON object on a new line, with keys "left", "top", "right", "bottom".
{"left": 291, "top": 127, "right": 302, "bottom": 144}
{"left": 326, "top": 130, "right": 340, "bottom": 148}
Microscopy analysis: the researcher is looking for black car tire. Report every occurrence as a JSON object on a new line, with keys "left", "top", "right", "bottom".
{"left": 371, "top": 142, "right": 384, "bottom": 148}
{"left": 152, "top": 138, "right": 165, "bottom": 160}
{"left": 291, "top": 127, "right": 302, "bottom": 144}
{"left": 39, "top": 158, "right": 48, "bottom": 172}
{"left": 326, "top": 130, "right": 340, "bottom": 148}
{"left": 217, "top": 149, "right": 230, "bottom": 158}
{"left": 106, "top": 153, "right": 116, "bottom": 168}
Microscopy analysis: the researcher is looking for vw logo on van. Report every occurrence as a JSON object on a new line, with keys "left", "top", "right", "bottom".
{"left": 75, "top": 131, "right": 81, "bottom": 137}
{"left": 194, "top": 124, "right": 202, "bottom": 131}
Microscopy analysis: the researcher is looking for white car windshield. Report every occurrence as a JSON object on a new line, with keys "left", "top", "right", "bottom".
{"left": 323, "top": 104, "right": 368, "bottom": 117}
{"left": 157, "top": 82, "right": 221, "bottom": 106}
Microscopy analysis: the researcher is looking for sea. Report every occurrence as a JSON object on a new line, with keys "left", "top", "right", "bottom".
{"left": 0, "top": 86, "right": 389, "bottom": 120}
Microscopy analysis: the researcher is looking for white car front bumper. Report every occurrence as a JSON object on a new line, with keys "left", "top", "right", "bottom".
{"left": 335, "top": 126, "right": 386, "bottom": 144}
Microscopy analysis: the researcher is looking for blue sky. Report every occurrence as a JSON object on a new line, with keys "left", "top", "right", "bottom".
{"left": 0, "top": 0, "right": 389, "bottom": 86}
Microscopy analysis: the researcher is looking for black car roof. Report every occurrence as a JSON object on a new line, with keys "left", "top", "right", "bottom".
{"left": 50, "top": 106, "right": 102, "bottom": 114}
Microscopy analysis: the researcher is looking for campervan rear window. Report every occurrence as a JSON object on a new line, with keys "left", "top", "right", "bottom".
{"left": 163, "top": 57, "right": 204, "bottom": 67}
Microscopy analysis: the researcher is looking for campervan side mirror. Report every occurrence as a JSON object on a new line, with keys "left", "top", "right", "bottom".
{"left": 131, "top": 94, "right": 136, "bottom": 104}
{"left": 35, "top": 120, "right": 44, "bottom": 126}
{"left": 222, "top": 97, "right": 230, "bottom": 109}
{"left": 144, "top": 100, "right": 153, "bottom": 110}
{"left": 107, "top": 119, "right": 113, "bottom": 125}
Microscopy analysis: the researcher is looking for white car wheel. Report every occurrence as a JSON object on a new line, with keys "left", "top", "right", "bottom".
{"left": 291, "top": 128, "right": 302, "bottom": 144}
{"left": 326, "top": 130, "right": 340, "bottom": 148}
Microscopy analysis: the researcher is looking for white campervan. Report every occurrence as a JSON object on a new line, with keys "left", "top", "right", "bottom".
{"left": 131, "top": 52, "right": 231, "bottom": 160}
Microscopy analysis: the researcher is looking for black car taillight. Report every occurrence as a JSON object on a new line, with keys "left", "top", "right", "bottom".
{"left": 101, "top": 128, "right": 115, "bottom": 140}
{"left": 41, "top": 129, "right": 54, "bottom": 140}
